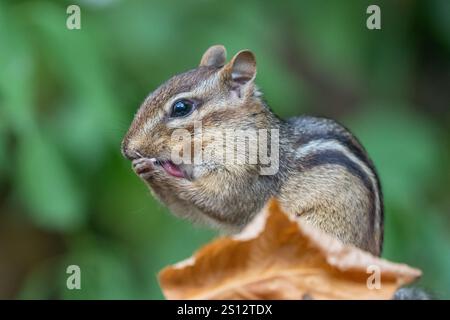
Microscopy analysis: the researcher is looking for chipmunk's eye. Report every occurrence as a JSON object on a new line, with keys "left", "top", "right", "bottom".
{"left": 170, "top": 99, "right": 194, "bottom": 118}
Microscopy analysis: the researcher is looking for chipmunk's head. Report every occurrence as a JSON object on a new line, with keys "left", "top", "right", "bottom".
{"left": 122, "top": 45, "right": 281, "bottom": 230}
{"left": 122, "top": 45, "right": 273, "bottom": 182}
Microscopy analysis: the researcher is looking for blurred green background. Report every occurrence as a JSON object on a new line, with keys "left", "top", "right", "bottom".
{"left": 0, "top": 0, "right": 449, "bottom": 299}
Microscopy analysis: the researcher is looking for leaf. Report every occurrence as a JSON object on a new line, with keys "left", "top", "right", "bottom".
{"left": 158, "top": 199, "right": 422, "bottom": 300}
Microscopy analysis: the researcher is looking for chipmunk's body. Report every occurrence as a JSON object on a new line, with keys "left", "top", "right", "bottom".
{"left": 122, "top": 45, "right": 384, "bottom": 256}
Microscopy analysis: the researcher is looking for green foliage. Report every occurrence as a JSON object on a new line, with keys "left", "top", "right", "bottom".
{"left": 0, "top": 0, "right": 449, "bottom": 299}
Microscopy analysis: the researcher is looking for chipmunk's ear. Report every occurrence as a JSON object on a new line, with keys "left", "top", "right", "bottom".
{"left": 199, "top": 45, "right": 227, "bottom": 67}
{"left": 221, "top": 50, "right": 257, "bottom": 97}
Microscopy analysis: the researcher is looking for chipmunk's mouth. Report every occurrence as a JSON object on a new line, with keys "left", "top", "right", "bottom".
{"left": 149, "top": 158, "right": 186, "bottom": 179}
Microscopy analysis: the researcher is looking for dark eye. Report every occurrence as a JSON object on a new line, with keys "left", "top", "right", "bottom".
{"left": 170, "top": 99, "right": 194, "bottom": 118}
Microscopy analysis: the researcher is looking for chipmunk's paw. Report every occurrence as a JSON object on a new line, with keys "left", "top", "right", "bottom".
{"left": 132, "top": 158, "right": 156, "bottom": 181}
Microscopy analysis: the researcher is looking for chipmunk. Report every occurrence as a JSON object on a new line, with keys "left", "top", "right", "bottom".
{"left": 121, "top": 45, "right": 383, "bottom": 256}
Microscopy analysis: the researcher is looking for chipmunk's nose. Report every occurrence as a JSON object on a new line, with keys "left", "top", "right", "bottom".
{"left": 123, "top": 149, "right": 140, "bottom": 160}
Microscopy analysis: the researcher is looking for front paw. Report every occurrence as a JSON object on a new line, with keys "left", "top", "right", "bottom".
{"left": 132, "top": 158, "right": 156, "bottom": 181}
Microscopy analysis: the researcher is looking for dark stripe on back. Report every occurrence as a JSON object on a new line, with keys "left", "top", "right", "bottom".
{"left": 286, "top": 117, "right": 384, "bottom": 254}
{"left": 301, "top": 149, "right": 376, "bottom": 239}
{"left": 301, "top": 149, "right": 373, "bottom": 192}
{"left": 299, "top": 132, "right": 384, "bottom": 254}
{"left": 301, "top": 133, "right": 375, "bottom": 175}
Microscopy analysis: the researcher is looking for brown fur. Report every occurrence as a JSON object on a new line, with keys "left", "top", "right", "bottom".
{"left": 122, "top": 45, "right": 383, "bottom": 256}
